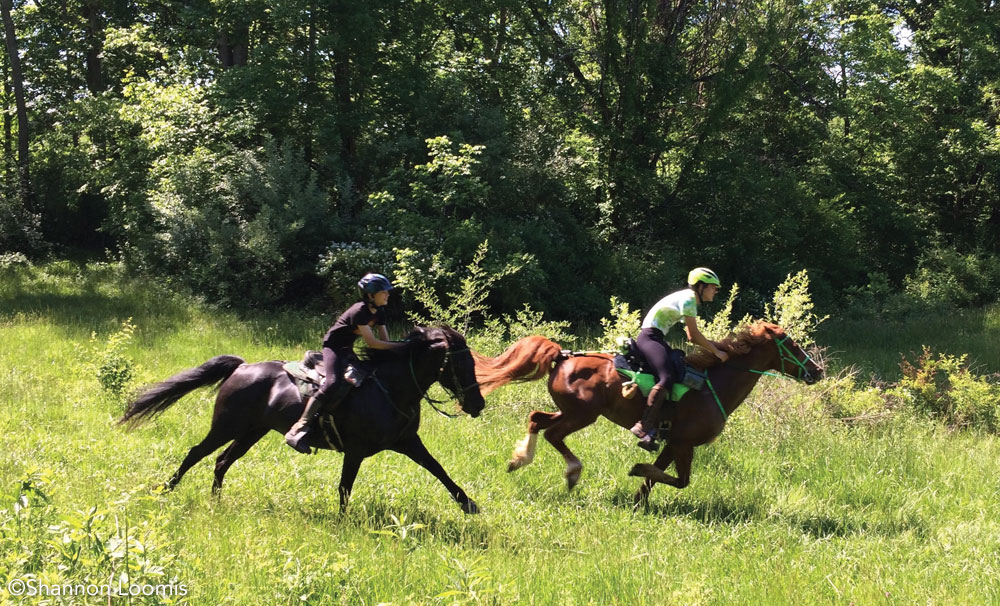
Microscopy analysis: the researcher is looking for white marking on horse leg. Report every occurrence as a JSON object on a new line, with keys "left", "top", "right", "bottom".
{"left": 507, "top": 432, "right": 538, "bottom": 472}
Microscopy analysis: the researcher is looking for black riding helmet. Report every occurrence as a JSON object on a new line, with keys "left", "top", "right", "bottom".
{"left": 357, "top": 273, "right": 394, "bottom": 300}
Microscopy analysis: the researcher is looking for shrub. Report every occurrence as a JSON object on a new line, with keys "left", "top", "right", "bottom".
{"left": 701, "top": 283, "right": 753, "bottom": 342}
{"left": 75, "top": 318, "right": 137, "bottom": 404}
{"left": 0, "top": 191, "right": 43, "bottom": 255}
{"left": 0, "top": 252, "right": 32, "bottom": 270}
{"left": 765, "top": 269, "right": 829, "bottom": 347}
{"left": 366, "top": 136, "right": 490, "bottom": 256}
{"left": 395, "top": 240, "right": 527, "bottom": 331}
{"left": 889, "top": 346, "right": 1000, "bottom": 431}
{"left": 597, "top": 296, "right": 641, "bottom": 351}
{"left": 474, "top": 304, "right": 574, "bottom": 356}
{"left": 316, "top": 242, "right": 396, "bottom": 311}
{"left": 137, "top": 140, "right": 331, "bottom": 306}
{"left": 818, "top": 371, "right": 894, "bottom": 420}
{"left": 903, "top": 248, "right": 1000, "bottom": 308}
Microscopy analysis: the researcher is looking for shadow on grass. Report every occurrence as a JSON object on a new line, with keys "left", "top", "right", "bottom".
{"left": 0, "top": 263, "right": 195, "bottom": 336}
{"left": 615, "top": 490, "right": 928, "bottom": 539}
{"left": 0, "top": 262, "right": 327, "bottom": 349}
{"left": 787, "top": 511, "right": 928, "bottom": 539}
{"left": 297, "top": 492, "right": 494, "bottom": 548}
{"left": 615, "top": 492, "right": 763, "bottom": 525}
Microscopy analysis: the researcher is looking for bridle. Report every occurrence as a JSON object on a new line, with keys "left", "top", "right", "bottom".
{"left": 408, "top": 342, "right": 481, "bottom": 417}
{"left": 724, "top": 335, "right": 816, "bottom": 383}
{"left": 773, "top": 336, "right": 816, "bottom": 382}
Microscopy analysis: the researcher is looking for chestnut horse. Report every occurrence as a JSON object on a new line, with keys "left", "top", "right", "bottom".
{"left": 473, "top": 321, "right": 823, "bottom": 506}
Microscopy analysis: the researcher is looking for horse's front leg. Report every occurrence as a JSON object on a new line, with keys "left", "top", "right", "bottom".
{"left": 393, "top": 435, "right": 479, "bottom": 514}
{"left": 632, "top": 447, "right": 675, "bottom": 510}
{"left": 338, "top": 453, "right": 364, "bottom": 513}
{"left": 628, "top": 444, "right": 693, "bottom": 490}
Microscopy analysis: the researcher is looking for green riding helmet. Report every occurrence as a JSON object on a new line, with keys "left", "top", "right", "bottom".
{"left": 688, "top": 267, "right": 721, "bottom": 287}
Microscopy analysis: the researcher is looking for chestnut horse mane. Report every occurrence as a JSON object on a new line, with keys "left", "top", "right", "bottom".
{"left": 473, "top": 321, "right": 786, "bottom": 395}
{"left": 684, "top": 320, "right": 784, "bottom": 370}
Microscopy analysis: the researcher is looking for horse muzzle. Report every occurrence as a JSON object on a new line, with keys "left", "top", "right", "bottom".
{"left": 462, "top": 396, "right": 485, "bottom": 418}
{"left": 803, "top": 368, "right": 823, "bottom": 385}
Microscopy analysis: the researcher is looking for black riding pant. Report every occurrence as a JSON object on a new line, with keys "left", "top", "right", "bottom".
{"left": 635, "top": 327, "right": 675, "bottom": 390}
{"left": 317, "top": 345, "right": 353, "bottom": 397}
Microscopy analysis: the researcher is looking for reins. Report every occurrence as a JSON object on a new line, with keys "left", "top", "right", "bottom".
{"left": 708, "top": 336, "right": 816, "bottom": 420}
{"left": 408, "top": 345, "right": 479, "bottom": 418}
{"left": 722, "top": 336, "right": 815, "bottom": 382}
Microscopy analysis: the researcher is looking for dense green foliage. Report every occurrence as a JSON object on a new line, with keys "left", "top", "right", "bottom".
{"left": 0, "top": 0, "right": 996, "bottom": 317}
{"left": 2, "top": 261, "right": 1000, "bottom": 605}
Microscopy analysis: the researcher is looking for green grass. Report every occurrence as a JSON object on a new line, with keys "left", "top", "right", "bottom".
{"left": 1, "top": 261, "right": 999, "bottom": 605}
{"left": 818, "top": 305, "right": 1000, "bottom": 380}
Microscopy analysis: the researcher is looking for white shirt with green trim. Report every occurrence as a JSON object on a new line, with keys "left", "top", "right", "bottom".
{"left": 641, "top": 288, "right": 698, "bottom": 333}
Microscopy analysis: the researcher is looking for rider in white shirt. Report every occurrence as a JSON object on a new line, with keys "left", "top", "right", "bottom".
{"left": 630, "top": 268, "right": 730, "bottom": 450}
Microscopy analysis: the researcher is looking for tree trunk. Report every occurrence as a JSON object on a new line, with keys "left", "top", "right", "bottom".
{"left": 332, "top": 50, "right": 358, "bottom": 190}
{"left": 2, "top": 51, "right": 11, "bottom": 179}
{"left": 82, "top": 0, "right": 104, "bottom": 93}
{"left": 303, "top": 4, "right": 317, "bottom": 166}
{"left": 217, "top": 27, "right": 249, "bottom": 69}
{"left": 0, "top": 0, "right": 31, "bottom": 211}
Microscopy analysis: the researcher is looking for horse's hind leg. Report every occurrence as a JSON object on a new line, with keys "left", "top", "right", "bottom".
{"left": 508, "top": 410, "right": 560, "bottom": 472}
{"left": 164, "top": 427, "right": 234, "bottom": 491}
{"left": 212, "top": 427, "right": 270, "bottom": 494}
{"left": 393, "top": 435, "right": 479, "bottom": 514}
{"left": 541, "top": 411, "right": 599, "bottom": 491}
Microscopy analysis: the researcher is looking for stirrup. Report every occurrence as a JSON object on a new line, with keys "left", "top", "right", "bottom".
{"left": 636, "top": 434, "right": 660, "bottom": 452}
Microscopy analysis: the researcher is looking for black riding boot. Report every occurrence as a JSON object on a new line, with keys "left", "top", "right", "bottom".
{"left": 630, "top": 384, "right": 667, "bottom": 452}
{"left": 285, "top": 383, "right": 354, "bottom": 454}
{"left": 285, "top": 392, "right": 328, "bottom": 454}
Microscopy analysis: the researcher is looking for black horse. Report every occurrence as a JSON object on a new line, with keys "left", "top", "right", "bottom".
{"left": 120, "top": 326, "right": 486, "bottom": 513}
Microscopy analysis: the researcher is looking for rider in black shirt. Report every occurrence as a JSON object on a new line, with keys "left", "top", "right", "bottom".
{"left": 285, "top": 273, "right": 401, "bottom": 453}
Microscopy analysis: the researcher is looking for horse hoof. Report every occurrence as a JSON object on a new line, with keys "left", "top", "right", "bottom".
{"left": 507, "top": 458, "right": 525, "bottom": 472}
{"left": 565, "top": 463, "right": 582, "bottom": 490}
{"left": 627, "top": 463, "right": 646, "bottom": 477}
{"left": 462, "top": 500, "right": 480, "bottom": 514}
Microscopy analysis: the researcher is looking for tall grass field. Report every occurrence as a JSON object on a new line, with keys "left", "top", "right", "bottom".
{"left": 1, "top": 261, "right": 999, "bottom": 605}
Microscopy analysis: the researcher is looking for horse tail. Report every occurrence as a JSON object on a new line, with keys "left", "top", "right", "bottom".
{"left": 473, "top": 336, "right": 565, "bottom": 395}
{"left": 119, "top": 355, "right": 245, "bottom": 428}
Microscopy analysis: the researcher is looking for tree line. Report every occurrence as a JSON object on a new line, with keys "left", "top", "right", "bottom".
{"left": 0, "top": 0, "right": 997, "bottom": 320}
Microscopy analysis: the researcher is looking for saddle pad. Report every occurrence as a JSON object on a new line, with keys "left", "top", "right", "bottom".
{"left": 282, "top": 361, "right": 323, "bottom": 385}
{"left": 615, "top": 368, "right": 693, "bottom": 402}
{"left": 282, "top": 362, "right": 324, "bottom": 399}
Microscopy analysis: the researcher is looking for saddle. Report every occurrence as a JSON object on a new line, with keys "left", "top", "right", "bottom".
{"left": 613, "top": 338, "right": 707, "bottom": 402}
{"left": 282, "top": 350, "right": 372, "bottom": 399}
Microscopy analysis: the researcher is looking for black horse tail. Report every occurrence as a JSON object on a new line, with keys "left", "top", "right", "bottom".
{"left": 119, "top": 355, "right": 245, "bottom": 428}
